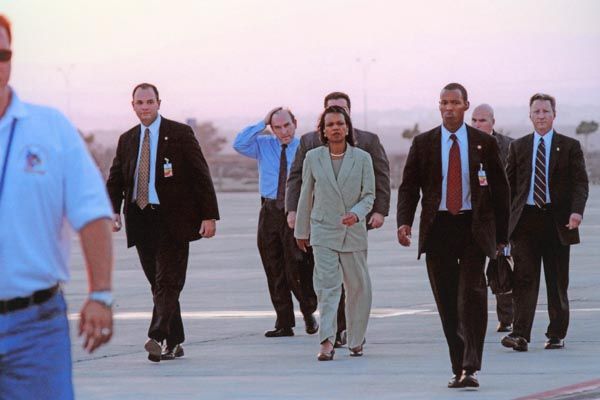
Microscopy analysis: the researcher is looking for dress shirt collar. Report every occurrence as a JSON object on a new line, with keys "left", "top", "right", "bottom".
{"left": 533, "top": 129, "right": 554, "bottom": 146}
{"left": 141, "top": 114, "right": 162, "bottom": 136}
{"left": 441, "top": 122, "right": 467, "bottom": 144}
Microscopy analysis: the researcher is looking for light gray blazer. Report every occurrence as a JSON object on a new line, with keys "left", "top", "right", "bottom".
{"left": 294, "top": 145, "right": 375, "bottom": 252}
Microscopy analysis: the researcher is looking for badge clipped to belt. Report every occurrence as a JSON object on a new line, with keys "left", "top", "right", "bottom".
{"left": 163, "top": 158, "right": 173, "bottom": 178}
{"left": 478, "top": 163, "right": 488, "bottom": 186}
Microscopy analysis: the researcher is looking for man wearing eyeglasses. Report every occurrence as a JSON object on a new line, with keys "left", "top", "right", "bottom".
{"left": 0, "top": 14, "right": 114, "bottom": 400}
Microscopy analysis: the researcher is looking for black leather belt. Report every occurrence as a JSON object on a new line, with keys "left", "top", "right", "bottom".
{"left": 261, "top": 197, "right": 280, "bottom": 207}
{"left": 0, "top": 284, "right": 59, "bottom": 314}
{"left": 438, "top": 210, "right": 473, "bottom": 217}
{"left": 525, "top": 204, "right": 552, "bottom": 212}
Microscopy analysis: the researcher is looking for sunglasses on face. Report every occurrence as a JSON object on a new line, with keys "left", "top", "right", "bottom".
{"left": 0, "top": 49, "right": 12, "bottom": 62}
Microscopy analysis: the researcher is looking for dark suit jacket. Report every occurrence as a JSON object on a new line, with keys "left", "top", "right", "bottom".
{"left": 506, "top": 131, "right": 588, "bottom": 245}
{"left": 286, "top": 129, "right": 391, "bottom": 221}
{"left": 106, "top": 117, "right": 220, "bottom": 248}
{"left": 493, "top": 131, "right": 513, "bottom": 168}
{"left": 397, "top": 125, "right": 510, "bottom": 259}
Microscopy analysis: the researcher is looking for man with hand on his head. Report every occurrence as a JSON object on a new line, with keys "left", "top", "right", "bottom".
{"left": 234, "top": 107, "right": 318, "bottom": 338}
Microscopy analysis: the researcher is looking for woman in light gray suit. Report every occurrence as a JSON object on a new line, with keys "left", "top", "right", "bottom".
{"left": 295, "top": 106, "right": 375, "bottom": 361}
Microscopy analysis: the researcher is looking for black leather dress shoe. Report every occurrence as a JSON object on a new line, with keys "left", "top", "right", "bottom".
{"left": 501, "top": 334, "right": 528, "bottom": 351}
{"left": 459, "top": 370, "right": 479, "bottom": 388}
{"left": 544, "top": 337, "right": 565, "bottom": 349}
{"left": 264, "top": 327, "right": 294, "bottom": 337}
{"left": 304, "top": 314, "right": 319, "bottom": 335}
{"left": 448, "top": 374, "right": 464, "bottom": 388}
{"left": 144, "top": 338, "right": 162, "bottom": 362}
{"left": 496, "top": 322, "right": 512, "bottom": 333}
{"left": 161, "top": 344, "right": 184, "bottom": 360}
{"left": 334, "top": 331, "right": 347, "bottom": 348}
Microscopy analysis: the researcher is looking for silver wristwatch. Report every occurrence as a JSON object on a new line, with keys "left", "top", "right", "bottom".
{"left": 89, "top": 291, "right": 114, "bottom": 308}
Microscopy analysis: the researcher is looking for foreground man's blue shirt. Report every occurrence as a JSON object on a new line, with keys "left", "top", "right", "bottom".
{"left": 0, "top": 90, "right": 112, "bottom": 299}
{"left": 233, "top": 120, "right": 299, "bottom": 199}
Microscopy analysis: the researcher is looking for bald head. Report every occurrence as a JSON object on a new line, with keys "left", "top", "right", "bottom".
{"left": 471, "top": 104, "right": 495, "bottom": 135}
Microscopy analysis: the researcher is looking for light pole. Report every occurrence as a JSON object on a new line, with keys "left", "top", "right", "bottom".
{"left": 356, "top": 57, "right": 375, "bottom": 130}
{"left": 57, "top": 64, "right": 75, "bottom": 119}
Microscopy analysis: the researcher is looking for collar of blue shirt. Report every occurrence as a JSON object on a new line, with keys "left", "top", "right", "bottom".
{"left": 441, "top": 122, "right": 468, "bottom": 144}
{"left": 0, "top": 88, "right": 28, "bottom": 130}
{"left": 140, "top": 114, "right": 162, "bottom": 137}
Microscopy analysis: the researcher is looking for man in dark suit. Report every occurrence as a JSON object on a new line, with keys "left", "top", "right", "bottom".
{"left": 472, "top": 103, "right": 514, "bottom": 333}
{"left": 106, "top": 83, "right": 220, "bottom": 362}
{"left": 286, "top": 91, "right": 391, "bottom": 347}
{"left": 501, "top": 93, "right": 588, "bottom": 352}
{"left": 397, "top": 83, "right": 510, "bottom": 388}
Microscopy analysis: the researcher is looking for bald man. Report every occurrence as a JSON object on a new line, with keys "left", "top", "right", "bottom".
{"left": 234, "top": 108, "right": 318, "bottom": 338}
{"left": 471, "top": 104, "right": 513, "bottom": 333}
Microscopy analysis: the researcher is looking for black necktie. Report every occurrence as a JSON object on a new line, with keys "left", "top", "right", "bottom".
{"left": 275, "top": 144, "right": 287, "bottom": 210}
{"left": 534, "top": 137, "right": 547, "bottom": 208}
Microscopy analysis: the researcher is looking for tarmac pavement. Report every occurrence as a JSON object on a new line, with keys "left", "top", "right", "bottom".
{"left": 66, "top": 188, "right": 600, "bottom": 399}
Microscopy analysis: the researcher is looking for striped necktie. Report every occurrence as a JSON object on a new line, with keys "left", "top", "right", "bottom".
{"left": 533, "top": 137, "right": 547, "bottom": 208}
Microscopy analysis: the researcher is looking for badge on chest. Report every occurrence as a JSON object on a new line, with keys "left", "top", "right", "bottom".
{"left": 478, "top": 163, "right": 488, "bottom": 186}
{"left": 163, "top": 158, "right": 173, "bottom": 178}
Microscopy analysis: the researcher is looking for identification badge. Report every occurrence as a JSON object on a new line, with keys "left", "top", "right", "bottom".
{"left": 478, "top": 163, "right": 488, "bottom": 186}
{"left": 163, "top": 158, "right": 173, "bottom": 178}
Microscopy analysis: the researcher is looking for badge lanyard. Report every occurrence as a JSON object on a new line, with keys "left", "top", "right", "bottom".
{"left": 0, "top": 119, "right": 18, "bottom": 205}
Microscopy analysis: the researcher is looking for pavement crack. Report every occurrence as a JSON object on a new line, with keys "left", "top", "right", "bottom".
{"left": 73, "top": 332, "right": 260, "bottom": 364}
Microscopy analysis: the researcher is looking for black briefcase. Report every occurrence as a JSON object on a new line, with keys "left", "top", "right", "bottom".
{"left": 487, "top": 254, "right": 514, "bottom": 295}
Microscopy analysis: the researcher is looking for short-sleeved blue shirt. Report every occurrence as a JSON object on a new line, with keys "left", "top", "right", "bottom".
{"left": 0, "top": 90, "right": 112, "bottom": 299}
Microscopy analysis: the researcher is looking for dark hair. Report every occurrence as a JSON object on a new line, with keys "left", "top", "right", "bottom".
{"left": 132, "top": 83, "right": 160, "bottom": 100}
{"left": 529, "top": 93, "right": 556, "bottom": 114}
{"left": 0, "top": 15, "right": 12, "bottom": 44}
{"left": 442, "top": 82, "right": 468, "bottom": 103}
{"left": 317, "top": 105, "right": 355, "bottom": 146}
{"left": 269, "top": 108, "right": 297, "bottom": 126}
{"left": 323, "top": 91, "right": 351, "bottom": 111}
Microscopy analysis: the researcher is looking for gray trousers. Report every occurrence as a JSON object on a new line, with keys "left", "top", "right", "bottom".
{"left": 312, "top": 246, "right": 372, "bottom": 349}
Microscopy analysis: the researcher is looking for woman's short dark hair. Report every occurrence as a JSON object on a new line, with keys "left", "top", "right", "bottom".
{"left": 317, "top": 105, "right": 355, "bottom": 146}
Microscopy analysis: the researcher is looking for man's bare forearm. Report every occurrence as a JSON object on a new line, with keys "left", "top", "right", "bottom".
{"left": 79, "top": 218, "right": 113, "bottom": 292}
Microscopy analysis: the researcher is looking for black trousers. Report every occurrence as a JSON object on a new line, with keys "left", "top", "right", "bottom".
{"left": 511, "top": 206, "right": 570, "bottom": 342}
{"left": 425, "top": 212, "right": 487, "bottom": 373}
{"left": 134, "top": 205, "right": 189, "bottom": 348}
{"left": 257, "top": 200, "right": 317, "bottom": 329}
{"left": 495, "top": 293, "right": 513, "bottom": 325}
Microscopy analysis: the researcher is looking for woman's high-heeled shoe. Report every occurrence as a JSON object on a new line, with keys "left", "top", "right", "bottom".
{"left": 349, "top": 338, "right": 366, "bottom": 357}
{"left": 317, "top": 348, "right": 335, "bottom": 361}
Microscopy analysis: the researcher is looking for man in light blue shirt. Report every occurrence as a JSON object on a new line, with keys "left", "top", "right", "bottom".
{"left": 440, "top": 122, "right": 472, "bottom": 212}
{"left": 0, "top": 14, "right": 114, "bottom": 400}
{"left": 397, "top": 83, "right": 510, "bottom": 388}
{"left": 502, "top": 93, "right": 588, "bottom": 353}
{"left": 234, "top": 108, "right": 317, "bottom": 337}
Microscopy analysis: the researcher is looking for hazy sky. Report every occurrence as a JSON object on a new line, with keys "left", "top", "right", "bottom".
{"left": 2, "top": 0, "right": 599, "bottom": 130}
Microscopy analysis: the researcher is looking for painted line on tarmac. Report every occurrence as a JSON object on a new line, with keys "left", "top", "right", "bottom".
{"left": 67, "top": 307, "right": 600, "bottom": 321}
{"left": 67, "top": 308, "right": 431, "bottom": 320}
{"left": 513, "top": 378, "right": 600, "bottom": 400}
